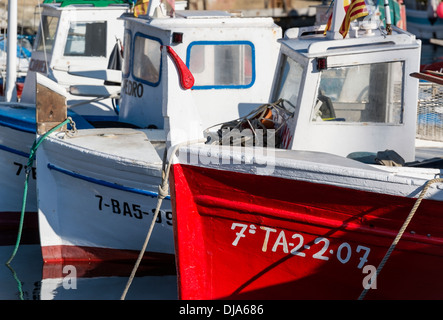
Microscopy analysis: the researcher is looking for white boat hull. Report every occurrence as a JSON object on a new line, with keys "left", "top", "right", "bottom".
{"left": 0, "top": 105, "right": 96, "bottom": 244}
{"left": 37, "top": 128, "right": 174, "bottom": 263}
{"left": 0, "top": 2, "right": 128, "bottom": 245}
{"left": 0, "top": 125, "right": 36, "bottom": 213}
{"left": 0, "top": 123, "right": 38, "bottom": 243}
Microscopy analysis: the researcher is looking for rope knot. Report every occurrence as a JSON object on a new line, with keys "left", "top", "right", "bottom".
{"left": 65, "top": 117, "right": 78, "bottom": 138}
{"left": 157, "top": 183, "right": 169, "bottom": 200}
{"left": 24, "top": 165, "right": 33, "bottom": 177}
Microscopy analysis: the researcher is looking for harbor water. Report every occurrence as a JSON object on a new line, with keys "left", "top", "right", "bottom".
{"left": 0, "top": 244, "right": 178, "bottom": 300}
{"left": 0, "top": 40, "right": 441, "bottom": 301}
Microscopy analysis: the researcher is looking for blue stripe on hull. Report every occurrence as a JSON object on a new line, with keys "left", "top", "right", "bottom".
{"left": 47, "top": 162, "right": 170, "bottom": 200}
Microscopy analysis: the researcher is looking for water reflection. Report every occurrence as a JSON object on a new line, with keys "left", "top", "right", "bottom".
{"left": 0, "top": 245, "right": 177, "bottom": 300}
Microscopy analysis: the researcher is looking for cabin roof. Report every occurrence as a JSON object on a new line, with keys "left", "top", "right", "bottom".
{"left": 121, "top": 10, "right": 278, "bottom": 29}
{"left": 43, "top": 0, "right": 129, "bottom": 7}
{"left": 40, "top": 0, "right": 128, "bottom": 11}
{"left": 175, "top": 10, "right": 234, "bottom": 19}
{"left": 281, "top": 26, "right": 420, "bottom": 58}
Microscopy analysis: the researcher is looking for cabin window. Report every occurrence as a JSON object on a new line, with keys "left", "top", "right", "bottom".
{"left": 187, "top": 41, "right": 255, "bottom": 89}
{"left": 122, "top": 30, "right": 131, "bottom": 78}
{"left": 36, "top": 15, "right": 59, "bottom": 54}
{"left": 312, "top": 61, "right": 404, "bottom": 123}
{"left": 274, "top": 56, "right": 304, "bottom": 108}
{"left": 64, "top": 21, "right": 107, "bottom": 57}
{"left": 132, "top": 34, "right": 162, "bottom": 85}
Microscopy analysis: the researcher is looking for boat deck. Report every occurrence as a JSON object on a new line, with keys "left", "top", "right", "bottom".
{"left": 415, "top": 139, "right": 443, "bottom": 163}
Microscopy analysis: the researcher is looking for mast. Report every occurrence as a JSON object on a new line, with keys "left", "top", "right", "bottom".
{"left": 5, "top": 0, "right": 17, "bottom": 102}
{"left": 326, "top": 0, "right": 346, "bottom": 39}
{"left": 383, "top": 0, "right": 392, "bottom": 34}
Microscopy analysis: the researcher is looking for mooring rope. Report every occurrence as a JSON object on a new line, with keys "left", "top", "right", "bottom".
{"left": 358, "top": 177, "right": 443, "bottom": 300}
{"left": 6, "top": 117, "right": 75, "bottom": 265}
{"left": 120, "top": 138, "right": 206, "bottom": 300}
{"left": 6, "top": 262, "right": 24, "bottom": 300}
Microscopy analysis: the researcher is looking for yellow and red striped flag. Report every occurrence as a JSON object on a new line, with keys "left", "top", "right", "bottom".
{"left": 324, "top": 13, "right": 332, "bottom": 34}
{"left": 323, "top": 0, "right": 351, "bottom": 34}
{"left": 339, "top": 0, "right": 369, "bottom": 37}
{"left": 133, "top": 0, "right": 149, "bottom": 17}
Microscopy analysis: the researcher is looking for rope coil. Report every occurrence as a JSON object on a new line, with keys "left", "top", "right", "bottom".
{"left": 205, "top": 98, "right": 295, "bottom": 148}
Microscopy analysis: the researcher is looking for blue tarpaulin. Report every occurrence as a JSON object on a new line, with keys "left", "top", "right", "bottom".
{"left": 0, "top": 36, "right": 32, "bottom": 58}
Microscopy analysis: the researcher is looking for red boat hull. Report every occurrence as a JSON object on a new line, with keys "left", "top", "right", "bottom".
{"left": 171, "top": 164, "right": 443, "bottom": 300}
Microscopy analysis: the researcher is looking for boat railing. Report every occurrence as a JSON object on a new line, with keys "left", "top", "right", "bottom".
{"left": 417, "top": 81, "right": 443, "bottom": 142}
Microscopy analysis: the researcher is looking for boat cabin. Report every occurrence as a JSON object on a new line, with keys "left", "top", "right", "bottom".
{"left": 20, "top": 0, "right": 128, "bottom": 104}
{"left": 270, "top": 20, "right": 421, "bottom": 162}
{"left": 117, "top": 2, "right": 282, "bottom": 144}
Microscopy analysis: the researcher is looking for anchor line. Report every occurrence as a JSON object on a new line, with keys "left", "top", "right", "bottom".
{"left": 120, "top": 138, "right": 206, "bottom": 300}
{"left": 6, "top": 117, "right": 74, "bottom": 265}
{"left": 358, "top": 177, "right": 443, "bottom": 300}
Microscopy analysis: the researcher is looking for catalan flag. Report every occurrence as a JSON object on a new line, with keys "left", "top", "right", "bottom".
{"left": 324, "top": 13, "right": 332, "bottom": 34}
{"left": 339, "top": 0, "right": 369, "bottom": 37}
{"left": 323, "top": 0, "right": 351, "bottom": 34}
{"left": 133, "top": 0, "right": 149, "bottom": 17}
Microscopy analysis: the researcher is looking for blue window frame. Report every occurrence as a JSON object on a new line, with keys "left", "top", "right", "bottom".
{"left": 122, "top": 29, "right": 132, "bottom": 78}
{"left": 130, "top": 32, "right": 163, "bottom": 86}
{"left": 186, "top": 41, "right": 255, "bottom": 90}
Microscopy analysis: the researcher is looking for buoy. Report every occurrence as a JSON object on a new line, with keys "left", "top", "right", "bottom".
{"left": 437, "top": 2, "right": 443, "bottom": 18}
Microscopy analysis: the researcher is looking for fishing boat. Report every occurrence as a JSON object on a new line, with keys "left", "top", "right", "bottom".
{"left": 35, "top": 0, "right": 282, "bottom": 263}
{"left": 170, "top": 0, "right": 443, "bottom": 299}
{"left": 0, "top": 0, "right": 128, "bottom": 245}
